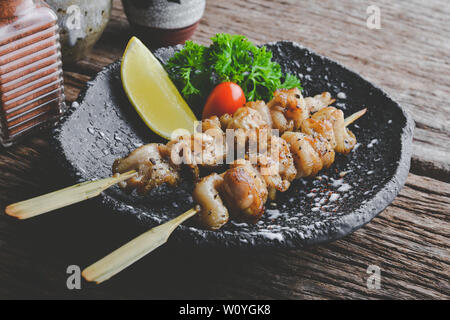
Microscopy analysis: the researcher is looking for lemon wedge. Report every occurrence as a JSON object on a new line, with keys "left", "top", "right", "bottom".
{"left": 121, "top": 37, "right": 197, "bottom": 140}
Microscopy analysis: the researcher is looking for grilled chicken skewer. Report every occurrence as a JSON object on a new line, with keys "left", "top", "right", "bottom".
{"left": 113, "top": 89, "right": 353, "bottom": 195}
{"left": 113, "top": 94, "right": 366, "bottom": 229}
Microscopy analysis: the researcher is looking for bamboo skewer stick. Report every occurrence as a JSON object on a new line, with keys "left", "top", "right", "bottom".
{"left": 344, "top": 108, "right": 367, "bottom": 127}
{"left": 82, "top": 206, "right": 200, "bottom": 284}
{"left": 5, "top": 170, "right": 137, "bottom": 220}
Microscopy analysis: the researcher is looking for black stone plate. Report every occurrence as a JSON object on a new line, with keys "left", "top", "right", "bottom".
{"left": 51, "top": 41, "right": 414, "bottom": 248}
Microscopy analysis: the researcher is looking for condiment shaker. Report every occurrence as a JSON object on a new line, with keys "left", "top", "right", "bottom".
{"left": 0, "top": 0, "right": 65, "bottom": 147}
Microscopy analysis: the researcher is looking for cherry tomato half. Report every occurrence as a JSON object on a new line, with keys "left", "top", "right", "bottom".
{"left": 202, "top": 82, "right": 246, "bottom": 119}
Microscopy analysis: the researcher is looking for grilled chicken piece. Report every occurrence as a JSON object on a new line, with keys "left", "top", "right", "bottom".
{"left": 282, "top": 132, "right": 324, "bottom": 178}
{"left": 267, "top": 88, "right": 307, "bottom": 133}
{"left": 312, "top": 107, "right": 356, "bottom": 154}
{"left": 221, "top": 161, "right": 268, "bottom": 223}
{"left": 219, "top": 106, "right": 270, "bottom": 162}
{"left": 216, "top": 107, "right": 297, "bottom": 198}
{"left": 246, "top": 100, "right": 273, "bottom": 128}
{"left": 267, "top": 89, "right": 336, "bottom": 134}
{"left": 218, "top": 113, "right": 233, "bottom": 129}
{"left": 192, "top": 173, "right": 229, "bottom": 230}
{"left": 304, "top": 92, "right": 336, "bottom": 113}
{"left": 252, "top": 154, "right": 281, "bottom": 200}
{"left": 167, "top": 131, "right": 226, "bottom": 168}
{"left": 252, "top": 135, "right": 297, "bottom": 199}
{"left": 112, "top": 144, "right": 180, "bottom": 195}
{"left": 301, "top": 118, "right": 335, "bottom": 168}
{"left": 267, "top": 135, "right": 297, "bottom": 184}
{"left": 221, "top": 106, "right": 269, "bottom": 131}
{"left": 282, "top": 114, "right": 340, "bottom": 178}
{"left": 301, "top": 118, "right": 336, "bottom": 149}
{"left": 197, "top": 115, "right": 223, "bottom": 133}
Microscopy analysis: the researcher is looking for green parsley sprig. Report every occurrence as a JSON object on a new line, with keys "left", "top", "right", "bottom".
{"left": 165, "top": 34, "right": 302, "bottom": 113}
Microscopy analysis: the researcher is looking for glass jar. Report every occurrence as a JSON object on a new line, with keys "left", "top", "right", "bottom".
{"left": 0, "top": 0, "right": 65, "bottom": 147}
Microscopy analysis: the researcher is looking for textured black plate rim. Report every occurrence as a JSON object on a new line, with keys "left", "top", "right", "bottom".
{"left": 51, "top": 41, "right": 415, "bottom": 248}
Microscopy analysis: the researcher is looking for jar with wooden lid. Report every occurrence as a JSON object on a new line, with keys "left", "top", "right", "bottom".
{"left": 0, "top": 0, "right": 65, "bottom": 147}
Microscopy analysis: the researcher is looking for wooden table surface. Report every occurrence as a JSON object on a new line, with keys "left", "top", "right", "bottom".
{"left": 0, "top": 0, "right": 449, "bottom": 299}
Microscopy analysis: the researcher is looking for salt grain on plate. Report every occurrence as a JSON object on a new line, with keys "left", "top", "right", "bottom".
{"left": 329, "top": 193, "right": 340, "bottom": 202}
{"left": 337, "top": 92, "right": 347, "bottom": 99}
{"left": 266, "top": 209, "right": 282, "bottom": 220}
{"left": 232, "top": 222, "right": 249, "bottom": 227}
{"left": 337, "top": 183, "right": 352, "bottom": 192}
{"left": 331, "top": 178, "right": 344, "bottom": 188}
{"left": 367, "top": 139, "right": 378, "bottom": 148}
{"left": 339, "top": 171, "right": 348, "bottom": 177}
{"left": 352, "top": 143, "right": 361, "bottom": 152}
{"left": 259, "top": 231, "right": 284, "bottom": 242}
